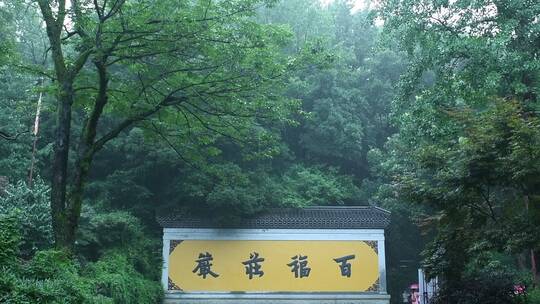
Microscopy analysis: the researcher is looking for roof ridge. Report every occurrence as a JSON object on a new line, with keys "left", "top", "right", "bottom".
{"left": 157, "top": 205, "right": 391, "bottom": 229}
{"left": 266, "top": 205, "right": 377, "bottom": 210}
{"left": 303, "top": 205, "right": 372, "bottom": 209}
{"left": 371, "top": 205, "right": 391, "bottom": 214}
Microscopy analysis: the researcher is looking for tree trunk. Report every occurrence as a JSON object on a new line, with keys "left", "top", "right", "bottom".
{"left": 60, "top": 59, "right": 109, "bottom": 250}
{"left": 50, "top": 90, "right": 97, "bottom": 250}
{"left": 50, "top": 80, "right": 75, "bottom": 250}
{"left": 531, "top": 249, "right": 537, "bottom": 285}
{"left": 64, "top": 146, "right": 94, "bottom": 249}
{"left": 28, "top": 79, "right": 43, "bottom": 187}
{"left": 524, "top": 194, "right": 538, "bottom": 284}
{"left": 37, "top": 0, "right": 74, "bottom": 250}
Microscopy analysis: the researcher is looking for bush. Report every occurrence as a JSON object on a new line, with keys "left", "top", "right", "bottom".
{"left": 26, "top": 250, "right": 76, "bottom": 280}
{"left": 0, "top": 249, "right": 92, "bottom": 304}
{"left": 0, "top": 179, "right": 53, "bottom": 256}
{"left": 78, "top": 210, "right": 145, "bottom": 260}
{"left": 0, "top": 215, "right": 21, "bottom": 267}
{"left": 432, "top": 269, "right": 524, "bottom": 304}
{"left": 77, "top": 210, "right": 162, "bottom": 279}
{"left": 529, "top": 288, "right": 540, "bottom": 304}
{"left": 77, "top": 210, "right": 163, "bottom": 302}
{"left": 0, "top": 208, "right": 163, "bottom": 304}
{"left": 85, "top": 252, "right": 162, "bottom": 304}
{"left": 0, "top": 248, "right": 162, "bottom": 304}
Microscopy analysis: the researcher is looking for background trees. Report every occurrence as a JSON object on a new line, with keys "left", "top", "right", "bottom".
{"left": 2, "top": 0, "right": 539, "bottom": 303}
{"left": 1, "top": 0, "right": 418, "bottom": 302}
{"left": 378, "top": 0, "right": 540, "bottom": 300}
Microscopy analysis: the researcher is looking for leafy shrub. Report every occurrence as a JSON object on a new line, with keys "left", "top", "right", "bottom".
{"left": 0, "top": 208, "right": 162, "bottom": 303}
{"left": 8, "top": 273, "right": 89, "bottom": 304}
{"left": 0, "top": 215, "right": 20, "bottom": 267}
{"left": 432, "top": 269, "right": 523, "bottom": 304}
{"left": 0, "top": 179, "right": 53, "bottom": 256}
{"left": 25, "top": 250, "right": 76, "bottom": 280}
{"left": 78, "top": 210, "right": 145, "bottom": 258}
{"left": 529, "top": 288, "right": 540, "bottom": 304}
{"left": 0, "top": 248, "right": 162, "bottom": 304}
{"left": 77, "top": 210, "right": 162, "bottom": 279}
{"left": 85, "top": 252, "right": 162, "bottom": 304}
{"left": 0, "top": 249, "right": 92, "bottom": 304}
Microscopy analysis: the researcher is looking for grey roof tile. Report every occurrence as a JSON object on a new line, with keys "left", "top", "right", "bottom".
{"left": 156, "top": 206, "right": 391, "bottom": 229}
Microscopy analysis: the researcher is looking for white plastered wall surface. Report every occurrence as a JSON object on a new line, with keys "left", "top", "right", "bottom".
{"left": 161, "top": 228, "right": 388, "bottom": 302}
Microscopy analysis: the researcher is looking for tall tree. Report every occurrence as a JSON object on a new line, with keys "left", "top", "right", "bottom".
{"left": 33, "top": 0, "right": 298, "bottom": 250}
{"left": 378, "top": 0, "right": 540, "bottom": 292}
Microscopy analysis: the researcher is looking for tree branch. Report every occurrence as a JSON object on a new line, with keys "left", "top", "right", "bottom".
{"left": 149, "top": 121, "right": 195, "bottom": 167}
{"left": 0, "top": 130, "right": 29, "bottom": 141}
{"left": 69, "top": 48, "right": 93, "bottom": 78}
{"left": 479, "top": 185, "right": 498, "bottom": 223}
{"left": 90, "top": 95, "right": 188, "bottom": 155}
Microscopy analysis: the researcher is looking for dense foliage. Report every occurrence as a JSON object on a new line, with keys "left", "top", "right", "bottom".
{"left": 1, "top": 0, "right": 538, "bottom": 303}
{"left": 377, "top": 0, "right": 540, "bottom": 301}
{"left": 0, "top": 212, "right": 162, "bottom": 304}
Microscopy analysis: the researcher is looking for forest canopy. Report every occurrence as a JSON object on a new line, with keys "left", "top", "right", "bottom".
{"left": 0, "top": 0, "right": 538, "bottom": 303}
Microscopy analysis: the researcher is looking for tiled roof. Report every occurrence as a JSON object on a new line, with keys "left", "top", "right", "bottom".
{"left": 157, "top": 206, "right": 391, "bottom": 229}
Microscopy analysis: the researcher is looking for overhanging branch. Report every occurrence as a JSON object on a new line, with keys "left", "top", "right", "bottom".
{"left": 0, "top": 130, "right": 29, "bottom": 141}
{"left": 90, "top": 95, "right": 188, "bottom": 155}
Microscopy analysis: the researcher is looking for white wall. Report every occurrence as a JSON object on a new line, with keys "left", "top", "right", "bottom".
{"left": 162, "top": 228, "right": 387, "bottom": 294}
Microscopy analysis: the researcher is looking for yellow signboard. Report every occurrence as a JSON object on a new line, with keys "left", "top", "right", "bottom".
{"left": 168, "top": 240, "right": 379, "bottom": 292}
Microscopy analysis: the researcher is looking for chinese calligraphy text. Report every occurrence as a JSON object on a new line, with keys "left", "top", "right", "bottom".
{"left": 333, "top": 254, "right": 356, "bottom": 277}
{"left": 287, "top": 255, "right": 311, "bottom": 278}
{"left": 242, "top": 252, "right": 265, "bottom": 279}
{"left": 193, "top": 252, "right": 219, "bottom": 279}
